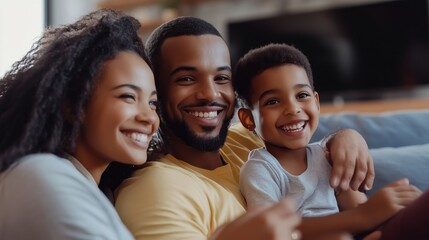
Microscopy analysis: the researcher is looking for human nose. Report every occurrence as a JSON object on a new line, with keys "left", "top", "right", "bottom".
{"left": 136, "top": 103, "right": 158, "bottom": 125}
{"left": 282, "top": 100, "right": 302, "bottom": 115}
{"left": 195, "top": 79, "right": 221, "bottom": 101}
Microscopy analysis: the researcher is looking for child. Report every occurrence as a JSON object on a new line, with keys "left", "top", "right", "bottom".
{"left": 234, "top": 43, "right": 422, "bottom": 239}
{"left": 0, "top": 9, "right": 159, "bottom": 239}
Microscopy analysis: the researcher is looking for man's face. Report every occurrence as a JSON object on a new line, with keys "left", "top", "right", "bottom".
{"left": 158, "top": 34, "right": 235, "bottom": 151}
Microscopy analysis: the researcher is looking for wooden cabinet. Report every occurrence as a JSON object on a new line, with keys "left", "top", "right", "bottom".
{"left": 98, "top": 0, "right": 158, "bottom": 9}
{"left": 320, "top": 97, "right": 429, "bottom": 114}
{"left": 98, "top": 0, "right": 217, "bottom": 34}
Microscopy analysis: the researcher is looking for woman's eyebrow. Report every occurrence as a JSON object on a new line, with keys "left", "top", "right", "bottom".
{"left": 111, "top": 84, "right": 141, "bottom": 91}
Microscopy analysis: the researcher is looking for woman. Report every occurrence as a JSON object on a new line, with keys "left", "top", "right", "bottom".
{"left": 0, "top": 9, "right": 159, "bottom": 239}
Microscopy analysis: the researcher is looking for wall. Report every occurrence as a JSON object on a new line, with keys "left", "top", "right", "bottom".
{"left": 0, "top": 0, "right": 396, "bottom": 78}
{"left": 49, "top": 0, "right": 98, "bottom": 26}
{"left": 0, "top": 0, "right": 45, "bottom": 77}
{"left": 183, "top": 0, "right": 395, "bottom": 40}
{"left": 47, "top": 0, "right": 396, "bottom": 39}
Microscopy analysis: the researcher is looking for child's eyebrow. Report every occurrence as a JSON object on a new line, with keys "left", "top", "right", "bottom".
{"left": 295, "top": 83, "right": 312, "bottom": 90}
{"left": 258, "top": 83, "right": 312, "bottom": 100}
{"left": 259, "top": 89, "right": 280, "bottom": 100}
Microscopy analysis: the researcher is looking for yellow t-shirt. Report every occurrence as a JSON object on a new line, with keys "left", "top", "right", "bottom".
{"left": 115, "top": 123, "right": 263, "bottom": 240}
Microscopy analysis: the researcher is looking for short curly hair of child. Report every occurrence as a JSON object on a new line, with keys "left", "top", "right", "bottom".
{"left": 233, "top": 43, "right": 313, "bottom": 107}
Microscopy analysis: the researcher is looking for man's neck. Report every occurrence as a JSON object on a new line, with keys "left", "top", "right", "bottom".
{"left": 169, "top": 139, "right": 224, "bottom": 170}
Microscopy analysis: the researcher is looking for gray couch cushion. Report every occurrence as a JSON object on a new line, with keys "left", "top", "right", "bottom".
{"left": 311, "top": 109, "right": 429, "bottom": 196}
{"left": 367, "top": 143, "right": 429, "bottom": 196}
{"left": 312, "top": 110, "right": 429, "bottom": 148}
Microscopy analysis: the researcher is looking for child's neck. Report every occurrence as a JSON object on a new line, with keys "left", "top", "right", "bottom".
{"left": 265, "top": 143, "right": 308, "bottom": 176}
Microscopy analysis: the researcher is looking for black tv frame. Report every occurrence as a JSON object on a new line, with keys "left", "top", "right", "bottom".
{"left": 228, "top": 0, "right": 429, "bottom": 102}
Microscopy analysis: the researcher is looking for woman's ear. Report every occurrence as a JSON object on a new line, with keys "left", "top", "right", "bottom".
{"left": 63, "top": 104, "right": 74, "bottom": 124}
{"left": 63, "top": 103, "right": 81, "bottom": 124}
{"left": 237, "top": 108, "right": 256, "bottom": 131}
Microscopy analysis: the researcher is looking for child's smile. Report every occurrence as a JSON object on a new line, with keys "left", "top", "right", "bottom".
{"left": 249, "top": 64, "right": 320, "bottom": 151}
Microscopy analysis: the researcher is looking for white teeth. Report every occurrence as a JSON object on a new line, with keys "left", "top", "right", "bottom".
{"left": 125, "top": 132, "right": 148, "bottom": 143}
{"left": 190, "top": 111, "right": 217, "bottom": 118}
{"left": 281, "top": 122, "right": 305, "bottom": 132}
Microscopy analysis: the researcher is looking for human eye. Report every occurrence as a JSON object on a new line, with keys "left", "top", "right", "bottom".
{"left": 119, "top": 93, "right": 137, "bottom": 102}
{"left": 176, "top": 76, "right": 194, "bottom": 85}
{"left": 297, "top": 92, "right": 311, "bottom": 100}
{"left": 149, "top": 100, "right": 159, "bottom": 110}
{"left": 264, "top": 98, "right": 279, "bottom": 106}
{"left": 214, "top": 74, "right": 231, "bottom": 84}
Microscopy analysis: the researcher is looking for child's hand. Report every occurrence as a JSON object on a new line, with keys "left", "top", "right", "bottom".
{"left": 358, "top": 178, "right": 421, "bottom": 229}
{"left": 323, "top": 128, "right": 375, "bottom": 192}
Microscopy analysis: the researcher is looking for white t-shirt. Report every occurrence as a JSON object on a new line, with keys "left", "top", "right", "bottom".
{"left": 240, "top": 144, "right": 339, "bottom": 216}
{"left": 0, "top": 153, "right": 133, "bottom": 240}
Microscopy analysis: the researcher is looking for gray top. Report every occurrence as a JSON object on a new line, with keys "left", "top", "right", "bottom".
{"left": 0, "top": 153, "right": 134, "bottom": 240}
{"left": 240, "top": 144, "right": 339, "bottom": 217}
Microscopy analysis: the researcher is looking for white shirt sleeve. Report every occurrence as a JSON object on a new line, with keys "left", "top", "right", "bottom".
{"left": 0, "top": 153, "right": 133, "bottom": 240}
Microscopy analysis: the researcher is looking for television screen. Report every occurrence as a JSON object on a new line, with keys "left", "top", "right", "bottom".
{"left": 228, "top": 0, "right": 429, "bottom": 102}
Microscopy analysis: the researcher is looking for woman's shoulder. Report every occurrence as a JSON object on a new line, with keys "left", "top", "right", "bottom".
{"left": 1, "top": 153, "right": 133, "bottom": 240}
{"left": 1, "top": 153, "right": 93, "bottom": 199}
{"left": 4, "top": 153, "right": 75, "bottom": 179}
{"left": 4, "top": 153, "right": 87, "bottom": 185}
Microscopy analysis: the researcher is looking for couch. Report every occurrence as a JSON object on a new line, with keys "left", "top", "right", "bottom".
{"left": 311, "top": 109, "right": 429, "bottom": 196}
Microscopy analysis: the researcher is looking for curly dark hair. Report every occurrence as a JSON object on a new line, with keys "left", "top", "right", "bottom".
{"left": 0, "top": 9, "right": 149, "bottom": 172}
{"left": 233, "top": 43, "right": 313, "bottom": 107}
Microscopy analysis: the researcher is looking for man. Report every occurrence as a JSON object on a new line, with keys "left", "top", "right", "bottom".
{"left": 115, "top": 16, "right": 374, "bottom": 240}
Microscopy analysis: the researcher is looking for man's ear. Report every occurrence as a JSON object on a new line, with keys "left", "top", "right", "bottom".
{"left": 237, "top": 108, "right": 256, "bottom": 131}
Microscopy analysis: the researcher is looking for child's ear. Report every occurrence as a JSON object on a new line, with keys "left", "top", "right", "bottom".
{"left": 314, "top": 91, "right": 320, "bottom": 111}
{"left": 237, "top": 108, "right": 256, "bottom": 131}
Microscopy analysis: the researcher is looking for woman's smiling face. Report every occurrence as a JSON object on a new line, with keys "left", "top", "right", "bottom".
{"left": 75, "top": 51, "right": 159, "bottom": 176}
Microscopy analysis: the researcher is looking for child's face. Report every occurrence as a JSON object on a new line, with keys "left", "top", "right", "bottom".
{"left": 75, "top": 51, "right": 159, "bottom": 168}
{"left": 249, "top": 64, "right": 320, "bottom": 150}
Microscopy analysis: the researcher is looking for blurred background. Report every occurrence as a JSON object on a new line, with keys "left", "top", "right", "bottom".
{"left": 1, "top": 0, "right": 428, "bottom": 105}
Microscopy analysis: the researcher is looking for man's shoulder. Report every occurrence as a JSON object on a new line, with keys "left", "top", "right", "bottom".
{"left": 226, "top": 123, "right": 259, "bottom": 141}
{"left": 115, "top": 156, "right": 209, "bottom": 211}
{"left": 224, "top": 123, "right": 263, "bottom": 151}
{"left": 119, "top": 156, "right": 201, "bottom": 191}
{"left": 137, "top": 156, "right": 198, "bottom": 177}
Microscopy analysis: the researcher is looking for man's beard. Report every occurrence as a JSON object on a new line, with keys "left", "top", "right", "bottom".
{"left": 162, "top": 111, "right": 232, "bottom": 152}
